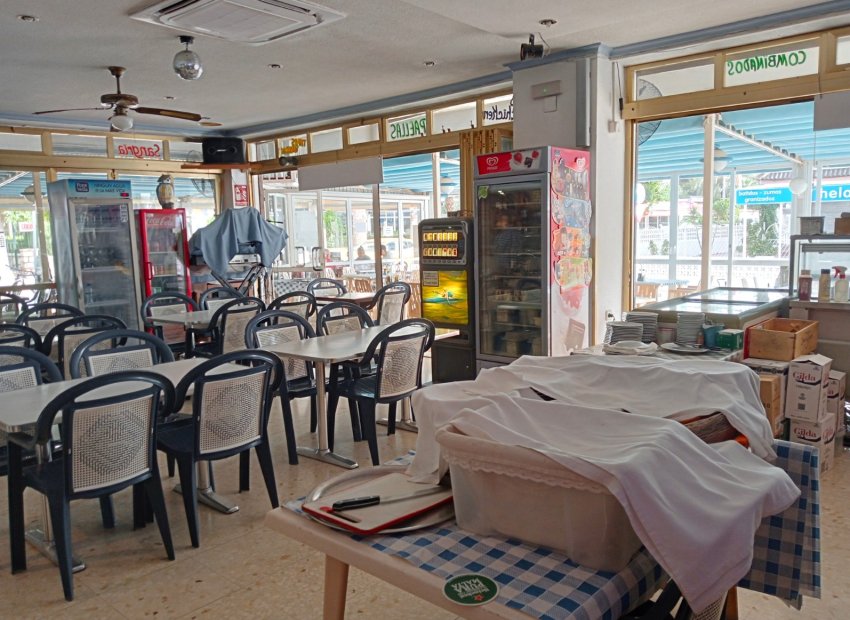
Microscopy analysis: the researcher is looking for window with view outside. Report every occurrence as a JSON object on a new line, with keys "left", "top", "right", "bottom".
{"left": 631, "top": 100, "right": 844, "bottom": 308}
{"left": 0, "top": 170, "right": 50, "bottom": 303}
{"left": 120, "top": 174, "right": 217, "bottom": 236}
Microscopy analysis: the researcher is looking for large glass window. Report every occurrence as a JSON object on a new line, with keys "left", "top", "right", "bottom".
{"left": 118, "top": 173, "right": 217, "bottom": 235}
{"left": 631, "top": 100, "right": 849, "bottom": 307}
{"left": 0, "top": 171, "right": 47, "bottom": 299}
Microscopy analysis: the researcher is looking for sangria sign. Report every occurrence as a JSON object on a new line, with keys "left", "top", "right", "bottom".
{"left": 114, "top": 139, "right": 164, "bottom": 160}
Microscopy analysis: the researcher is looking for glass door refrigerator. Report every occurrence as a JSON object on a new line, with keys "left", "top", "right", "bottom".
{"left": 136, "top": 208, "right": 192, "bottom": 299}
{"left": 474, "top": 147, "right": 592, "bottom": 369}
{"left": 47, "top": 179, "right": 143, "bottom": 329}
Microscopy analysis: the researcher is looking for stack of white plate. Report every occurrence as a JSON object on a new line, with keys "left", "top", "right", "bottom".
{"left": 676, "top": 312, "right": 705, "bottom": 345}
{"left": 625, "top": 311, "right": 658, "bottom": 344}
{"left": 604, "top": 321, "right": 644, "bottom": 344}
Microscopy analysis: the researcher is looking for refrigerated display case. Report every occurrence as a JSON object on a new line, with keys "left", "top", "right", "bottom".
{"left": 474, "top": 146, "right": 592, "bottom": 368}
{"left": 47, "top": 179, "right": 142, "bottom": 329}
{"left": 637, "top": 287, "right": 789, "bottom": 329}
{"left": 137, "top": 208, "right": 192, "bottom": 298}
{"left": 788, "top": 234, "right": 850, "bottom": 298}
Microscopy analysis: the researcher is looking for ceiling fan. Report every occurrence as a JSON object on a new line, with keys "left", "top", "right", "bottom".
{"left": 33, "top": 66, "right": 203, "bottom": 131}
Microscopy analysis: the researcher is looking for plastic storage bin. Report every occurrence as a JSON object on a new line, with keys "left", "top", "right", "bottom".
{"left": 435, "top": 427, "right": 642, "bottom": 572}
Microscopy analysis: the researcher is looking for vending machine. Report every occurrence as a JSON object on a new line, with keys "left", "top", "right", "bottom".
{"left": 473, "top": 146, "right": 593, "bottom": 369}
{"left": 418, "top": 217, "right": 476, "bottom": 381}
{"left": 47, "top": 179, "right": 143, "bottom": 329}
{"left": 136, "top": 208, "right": 192, "bottom": 298}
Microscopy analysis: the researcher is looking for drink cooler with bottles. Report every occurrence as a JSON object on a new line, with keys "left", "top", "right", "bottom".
{"left": 47, "top": 179, "right": 143, "bottom": 329}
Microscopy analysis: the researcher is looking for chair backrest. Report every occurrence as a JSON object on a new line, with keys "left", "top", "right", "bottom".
{"left": 69, "top": 329, "right": 175, "bottom": 378}
{"left": 362, "top": 318, "right": 434, "bottom": 401}
{"left": 350, "top": 277, "right": 373, "bottom": 293}
{"left": 245, "top": 310, "right": 315, "bottom": 383}
{"left": 34, "top": 371, "right": 175, "bottom": 497}
{"left": 16, "top": 302, "right": 84, "bottom": 339}
{"left": 0, "top": 345, "right": 62, "bottom": 392}
{"left": 306, "top": 277, "right": 347, "bottom": 297}
{"left": 0, "top": 324, "right": 42, "bottom": 350}
{"left": 209, "top": 297, "right": 265, "bottom": 355}
{"left": 373, "top": 282, "right": 411, "bottom": 325}
{"left": 316, "top": 301, "right": 374, "bottom": 335}
{"left": 199, "top": 286, "right": 243, "bottom": 312}
{"left": 42, "top": 314, "right": 127, "bottom": 378}
{"left": 173, "top": 350, "right": 282, "bottom": 459}
{"left": 268, "top": 291, "right": 317, "bottom": 319}
{"left": 141, "top": 291, "right": 197, "bottom": 329}
{"left": 0, "top": 293, "right": 28, "bottom": 320}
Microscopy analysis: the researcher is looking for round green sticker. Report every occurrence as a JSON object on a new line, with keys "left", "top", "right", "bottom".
{"left": 443, "top": 574, "right": 499, "bottom": 606}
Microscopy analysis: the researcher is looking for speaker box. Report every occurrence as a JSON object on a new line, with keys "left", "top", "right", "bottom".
{"left": 202, "top": 137, "right": 246, "bottom": 164}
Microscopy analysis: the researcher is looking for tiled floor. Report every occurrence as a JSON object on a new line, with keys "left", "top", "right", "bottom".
{"left": 0, "top": 394, "right": 847, "bottom": 619}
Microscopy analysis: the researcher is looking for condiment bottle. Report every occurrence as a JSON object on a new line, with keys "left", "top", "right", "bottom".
{"left": 798, "top": 269, "right": 812, "bottom": 301}
{"left": 834, "top": 266, "right": 849, "bottom": 302}
{"left": 817, "top": 268, "right": 831, "bottom": 301}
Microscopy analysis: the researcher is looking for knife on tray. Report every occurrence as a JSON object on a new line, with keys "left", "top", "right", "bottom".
{"left": 331, "top": 486, "right": 448, "bottom": 511}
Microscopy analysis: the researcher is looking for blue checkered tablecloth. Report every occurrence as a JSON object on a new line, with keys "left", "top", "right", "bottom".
{"left": 738, "top": 440, "right": 820, "bottom": 607}
{"left": 287, "top": 442, "right": 820, "bottom": 618}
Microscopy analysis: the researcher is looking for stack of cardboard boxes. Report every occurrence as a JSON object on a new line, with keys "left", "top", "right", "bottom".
{"left": 743, "top": 318, "right": 846, "bottom": 473}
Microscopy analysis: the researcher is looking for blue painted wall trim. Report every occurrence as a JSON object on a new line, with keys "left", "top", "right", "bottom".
{"left": 610, "top": 0, "right": 850, "bottom": 58}
{"left": 225, "top": 70, "right": 512, "bottom": 137}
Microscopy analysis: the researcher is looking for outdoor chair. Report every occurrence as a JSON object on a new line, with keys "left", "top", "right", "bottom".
{"left": 306, "top": 277, "right": 347, "bottom": 298}
{"left": 330, "top": 319, "right": 434, "bottom": 465}
{"left": 245, "top": 310, "right": 317, "bottom": 465}
{"left": 0, "top": 323, "right": 42, "bottom": 350}
{"left": 267, "top": 291, "right": 317, "bottom": 320}
{"left": 7, "top": 371, "right": 177, "bottom": 600}
{"left": 368, "top": 281, "right": 411, "bottom": 325}
{"left": 140, "top": 291, "right": 198, "bottom": 357}
{"left": 69, "top": 329, "right": 174, "bottom": 379}
{"left": 16, "top": 302, "right": 84, "bottom": 341}
{"left": 198, "top": 286, "right": 243, "bottom": 312}
{"left": 41, "top": 314, "right": 126, "bottom": 378}
{"left": 192, "top": 296, "right": 265, "bottom": 358}
{"left": 0, "top": 292, "right": 29, "bottom": 320}
{"left": 156, "top": 350, "right": 282, "bottom": 548}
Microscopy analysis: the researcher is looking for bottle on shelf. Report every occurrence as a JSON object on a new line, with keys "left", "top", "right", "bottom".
{"left": 817, "top": 268, "right": 831, "bottom": 301}
{"left": 84, "top": 283, "right": 95, "bottom": 305}
{"left": 834, "top": 266, "right": 849, "bottom": 302}
{"left": 797, "top": 269, "right": 812, "bottom": 301}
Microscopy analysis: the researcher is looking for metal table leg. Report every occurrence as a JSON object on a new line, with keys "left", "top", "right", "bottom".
{"left": 24, "top": 444, "right": 85, "bottom": 572}
{"left": 173, "top": 461, "right": 239, "bottom": 514}
{"left": 296, "top": 360, "right": 359, "bottom": 469}
{"left": 376, "top": 397, "right": 418, "bottom": 433}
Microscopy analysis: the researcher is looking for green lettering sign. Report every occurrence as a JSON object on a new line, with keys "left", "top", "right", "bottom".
{"left": 387, "top": 114, "right": 428, "bottom": 142}
{"left": 726, "top": 50, "right": 808, "bottom": 76}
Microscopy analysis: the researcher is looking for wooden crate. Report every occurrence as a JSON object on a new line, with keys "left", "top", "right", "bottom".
{"left": 747, "top": 318, "right": 818, "bottom": 361}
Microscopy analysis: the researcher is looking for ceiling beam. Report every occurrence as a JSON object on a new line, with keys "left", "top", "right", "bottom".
{"left": 715, "top": 118, "right": 803, "bottom": 164}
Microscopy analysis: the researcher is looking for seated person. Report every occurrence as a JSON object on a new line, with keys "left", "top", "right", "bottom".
{"left": 354, "top": 245, "right": 373, "bottom": 273}
{"left": 355, "top": 246, "right": 371, "bottom": 261}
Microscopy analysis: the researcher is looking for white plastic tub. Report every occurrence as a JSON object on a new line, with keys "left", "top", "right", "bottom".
{"left": 435, "top": 426, "right": 642, "bottom": 572}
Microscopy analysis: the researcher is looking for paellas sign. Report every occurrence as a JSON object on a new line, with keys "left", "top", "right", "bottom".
{"left": 114, "top": 139, "right": 164, "bottom": 160}
{"left": 387, "top": 113, "right": 427, "bottom": 142}
{"left": 726, "top": 50, "right": 809, "bottom": 76}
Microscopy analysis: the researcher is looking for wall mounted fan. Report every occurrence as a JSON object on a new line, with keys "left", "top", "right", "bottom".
{"left": 33, "top": 66, "right": 202, "bottom": 131}
{"left": 636, "top": 79, "right": 662, "bottom": 145}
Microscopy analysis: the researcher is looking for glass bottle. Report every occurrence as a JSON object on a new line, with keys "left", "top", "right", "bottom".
{"left": 798, "top": 269, "right": 812, "bottom": 301}
{"left": 817, "top": 268, "right": 831, "bottom": 301}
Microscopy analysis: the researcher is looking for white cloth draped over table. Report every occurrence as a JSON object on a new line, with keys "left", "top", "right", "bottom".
{"left": 408, "top": 355, "right": 798, "bottom": 613}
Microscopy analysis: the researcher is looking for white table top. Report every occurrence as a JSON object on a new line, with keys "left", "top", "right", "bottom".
{"left": 261, "top": 326, "right": 458, "bottom": 364}
{"left": 0, "top": 358, "right": 207, "bottom": 434}
{"left": 148, "top": 309, "right": 217, "bottom": 328}
{"left": 314, "top": 292, "right": 375, "bottom": 305}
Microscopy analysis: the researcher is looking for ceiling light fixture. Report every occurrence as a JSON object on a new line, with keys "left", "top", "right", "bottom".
{"left": 789, "top": 176, "right": 810, "bottom": 196}
{"left": 17, "top": 15, "right": 39, "bottom": 23}
{"left": 424, "top": 60, "right": 436, "bottom": 68}
{"left": 539, "top": 18, "right": 557, "bottom": 27}
{"left": 268, "top": 63, "right": 282, "bottom": 69}
{"left": 173, "top": 35, "right": 203, "bottom": 80}
{"left": 110, "top": 111, "right": 133, "bottom": 132}
{"left": 701, "top": 148, "right": 731, "bottom": 172}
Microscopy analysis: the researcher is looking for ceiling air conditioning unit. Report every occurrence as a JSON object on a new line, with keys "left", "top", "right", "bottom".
{"left": 131, "top": 0, "right": 345, "bottom": 45}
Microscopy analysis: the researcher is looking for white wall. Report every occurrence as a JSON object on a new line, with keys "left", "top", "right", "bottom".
{"left": 512, "top": 61, "right": 579, "bottom": 149}
{"left": 590, "top": 56, "right": 626, "bottom": 343}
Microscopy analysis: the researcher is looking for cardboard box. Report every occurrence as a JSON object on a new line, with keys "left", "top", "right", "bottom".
{"left": 716, "top": 328, "right": 744, "bottom": 350}
{"left": 747, "top": 319, "right": 818, "bottom": 361}
{"left": 743, "top": 358, "right": 789, "bottom": 425}
{"left": 789, "top": 411, "right": 836, "bottom": 473}
{"left": 826, "top": 370, "right": 846, "bottom": 400}
{"left": 759, "top": 375, "right": 784, "bottom": 438}
{"left": 835, "top": 216, "right": 850, "bottom": 235}
{"left": 786, "top": 354, "right": 832, "bottom": 422}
